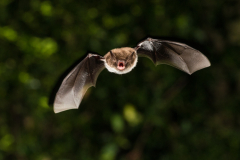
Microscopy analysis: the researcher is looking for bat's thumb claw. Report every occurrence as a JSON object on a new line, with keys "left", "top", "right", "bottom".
{"left": 147, "top": 37, "right": 152, "bottom": 41}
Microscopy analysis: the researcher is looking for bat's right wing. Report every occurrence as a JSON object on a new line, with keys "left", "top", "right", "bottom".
{"left": 136, "top": 38, "right": 211, "bottom": 74}
{"left": 54, "top": 54, "right": 105, "bottom": 113}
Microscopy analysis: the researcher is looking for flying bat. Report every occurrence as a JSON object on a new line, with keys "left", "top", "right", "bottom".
{"left": 54, "top": 37, "right": 210, "bottom": 113}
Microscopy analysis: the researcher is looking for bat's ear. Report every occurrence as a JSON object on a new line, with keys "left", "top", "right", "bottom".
{"left": 131, "top": 51, "right": 135, "bottom": 57}
{"left": 110, "top": 50, "right": 116, "bottom": 59}
{"left": 126, "top": 51, "right": 135, "bottom": 63}
{"left": 129, "top": 51, "right": 135, "bottom": 58}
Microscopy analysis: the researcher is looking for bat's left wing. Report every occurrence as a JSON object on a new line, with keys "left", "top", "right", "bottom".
{"left": 136, "top": 38, "right": 211, "bottom": 74}
{"left": 54, "top": 54, "right": 105, "bottom": 113}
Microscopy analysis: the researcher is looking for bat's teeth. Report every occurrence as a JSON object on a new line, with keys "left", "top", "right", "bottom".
{"left": 117, "top": 60, "right": 125, "bottom": 70}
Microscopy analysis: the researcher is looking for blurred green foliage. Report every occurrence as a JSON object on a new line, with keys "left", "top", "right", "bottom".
{"left": 1, "top": 0, "right": 240, "bottom": 159}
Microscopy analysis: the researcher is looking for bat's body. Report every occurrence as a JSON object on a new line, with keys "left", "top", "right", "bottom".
{"left": 54, "top": 38, "right": 210, "bottom": 113}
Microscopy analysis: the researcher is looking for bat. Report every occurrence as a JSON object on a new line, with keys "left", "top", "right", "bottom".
{"left": 54, "top": 38, "right": 211, "bottom": 113}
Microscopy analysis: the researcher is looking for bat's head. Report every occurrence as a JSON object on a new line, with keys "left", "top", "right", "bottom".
{"left": 104, "top": 47, "right": 138, "bottom": 74}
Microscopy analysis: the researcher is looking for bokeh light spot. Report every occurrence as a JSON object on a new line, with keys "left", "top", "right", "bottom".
{"left": 123, "top": 104, "right": 142, "bottom": 126}
{"left": 40, "top": 1, "right": 52, "bottom": 16}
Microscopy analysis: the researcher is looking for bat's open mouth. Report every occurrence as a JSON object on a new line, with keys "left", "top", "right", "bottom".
{"left": 117, "top": 60, "right": 125, "bottom": 70}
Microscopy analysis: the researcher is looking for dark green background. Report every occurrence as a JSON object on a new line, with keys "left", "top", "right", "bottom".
{"left": 1, "top": 0, "right": 240, "bottom": 159}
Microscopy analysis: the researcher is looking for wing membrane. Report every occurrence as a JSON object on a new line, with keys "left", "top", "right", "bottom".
{"left": 54, "top": 54, "right": 105, "bottom": 113}
{"left": 137, "top": 38, "right": 211, "bottom": 74}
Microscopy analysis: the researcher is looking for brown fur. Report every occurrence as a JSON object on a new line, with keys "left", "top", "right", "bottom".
{"left": 104, "top": 47, "right": 137, "bottom": 69}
